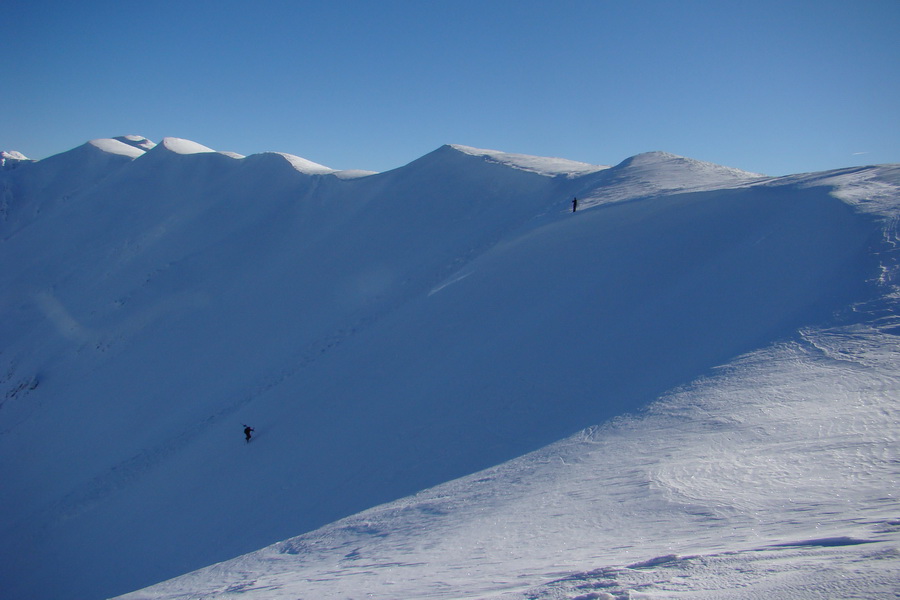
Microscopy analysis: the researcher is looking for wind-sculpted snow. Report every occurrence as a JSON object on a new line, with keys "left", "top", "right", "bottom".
{"left": 774, "top": 163, "right": 900, "bottom": 217}
{"left": 114, "top": 135, "right": 156, "bottom": 151}
{"left": 1, "top": 149, "right": 31, "bottom": 162}
{"left": 449, "top": 144, "right": 608, "bottom": 177}
{"left": 573, "top": 150, "right": 766, "bottom": 208}
{"left": 0, "top": 137, "right": 897, "bottom": 600}
{"left": 266, "top": 151, "right": 334, "bottom": 174}
{"left": 156, "top": 136, "right": 216, "bottom": 155}
{"left": 87, "top": 138, "right": 147, "bottom": 159}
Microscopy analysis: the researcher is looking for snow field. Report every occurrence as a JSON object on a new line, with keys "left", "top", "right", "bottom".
{"left": 118, "top": 318, "right": 899, "bottom": 600}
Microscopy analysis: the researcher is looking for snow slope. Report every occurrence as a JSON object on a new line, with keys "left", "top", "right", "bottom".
{"left": 572, "top": 151, "right": 765, "bottom": 208}
{"left": 0, "top": 139, "right": 897, "bottom": 600}
{"left": 119, "top": 321, "right": 900, "bottom": 600}
{"left": 449, "top": 144, "right": 607, "bottom": 177}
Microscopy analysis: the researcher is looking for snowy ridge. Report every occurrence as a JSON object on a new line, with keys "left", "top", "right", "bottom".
{"left": 0, "top": 137, "right": 897, "bottom": 600}
{"left": 575, "top": 150, "right": 767, "bottom": 208}
{"left": 0, "top": 139, "right": 146, "bottom": 232}
{"left": 0, "top": 150, "right": 33, "bottom": 170}
{"left": 114, "top": 135, "right": 156, "bottom": 151}
{"left": 1, "top": 150, "right": 30, "bottom": 161}
{"left": 770, "top": 163, "right": 900, "bottom": 217}
{"left": 449, "top": 144, "right": 608, "bottom": 177}
{"left": 157, "top": 136, "right": 216, "bottom": 155}
{"left": 87, "top": 138, "right": 147, "bottom": 159}
{"left": 265, "top": 152, "right": 335, "bottom": 175}
{"left": 617, "top": 150, "right": 762, "bottom": 179}
{"left": 332, "top": 168, "right": 378, "bottom": 179}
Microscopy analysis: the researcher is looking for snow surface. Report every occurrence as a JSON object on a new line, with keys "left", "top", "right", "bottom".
{"left": 0, "top": 150, "right": 32, "bottom": 170}
{"left": 88, "top": 138, "right": 148, "bottom": 159}
{"left": 449, "top": 144, "right": 608, "bottom": 177}
{"left": 118, "top": 323, "right": 900, "bottom": 600}
{"left": 772, "top": 163, "right": 900, "bottom": 218}
{"left": 1, "top": 150, "right": 30, "bottom": 161}
{"left": 157, "top": 136, "right": 216, "bottom": 155}
{"left": 114, "top": 135, "right": 157, "bottom": 151}
{"left": 267, "top": 152, "right": 335, "bottom": 175}
{"left": 0, "top": 137, "right": 897, "bottom": 600}
{"left": 572, "top": 151, "right": 766, "bottom": 208}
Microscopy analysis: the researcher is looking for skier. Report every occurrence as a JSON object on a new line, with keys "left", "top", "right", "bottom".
{"left": 572, "top": 197, "right": 578, "bottom": 212}
{"left": 243, "top": 425, "right": 255, "bottom": 443}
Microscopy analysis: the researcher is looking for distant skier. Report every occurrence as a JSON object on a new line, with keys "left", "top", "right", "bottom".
{"left": 572, "top": 197, "right": 578, "bottom": 212}
{"left": 243, "top": 425, "right": 255, "bottom": 443}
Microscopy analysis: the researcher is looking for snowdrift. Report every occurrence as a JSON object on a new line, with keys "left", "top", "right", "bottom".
{"left": 0, "top": 138, "right": 897, "bottom": 600}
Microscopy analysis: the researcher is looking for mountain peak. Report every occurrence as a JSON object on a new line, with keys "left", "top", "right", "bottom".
{"left": 1, "top": 150, "right": 32, "bottom": 169}
{"left": 616, "top": 150, "right": 683, "bottom": 166}
{"left": 571, "top": 151, "right": 768, "bottom": 208}
{"left": 1, "top": 150, "right": 30, "bottom": 161}
{"left": 86, "top": 138, "right": 147, "bottom": 159}
{"left": 615, "top": 150, "right": 764, "bottom": 178}
{"left": 158, "top": 137, "right": 217, "bottom": 155}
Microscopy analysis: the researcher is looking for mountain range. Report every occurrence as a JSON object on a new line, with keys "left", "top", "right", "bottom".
{"left": 1, "top": 137, "right": 897, "bottom": 599}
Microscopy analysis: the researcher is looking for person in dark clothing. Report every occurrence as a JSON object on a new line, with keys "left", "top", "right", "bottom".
{"left": 572, "top": 197, "right": 578, "bottom": 212}
{"left": 243, "top": 425, "right": 255, "bottom": 443}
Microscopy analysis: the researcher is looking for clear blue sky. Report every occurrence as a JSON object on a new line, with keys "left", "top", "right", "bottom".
{"left": 3, "top": 0, "right": 898, "bottom": 175}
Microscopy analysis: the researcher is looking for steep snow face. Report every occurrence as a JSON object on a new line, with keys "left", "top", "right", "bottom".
{"left": 0, "top": 138, "right": 896, "bottom": 600}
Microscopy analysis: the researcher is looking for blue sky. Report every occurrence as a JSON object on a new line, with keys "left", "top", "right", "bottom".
{"left": 3, "top": 0, "right": 898, "bottom": 175}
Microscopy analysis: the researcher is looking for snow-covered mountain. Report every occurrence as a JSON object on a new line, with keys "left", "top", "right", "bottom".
{"left": 0, "top": 138, "right": 897, "bottom": 600}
